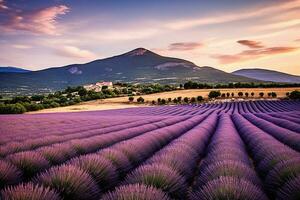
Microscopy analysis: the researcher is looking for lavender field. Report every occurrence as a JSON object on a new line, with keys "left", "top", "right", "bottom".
{"left": 0, "top": 100, "right": 300, "bottom": 200}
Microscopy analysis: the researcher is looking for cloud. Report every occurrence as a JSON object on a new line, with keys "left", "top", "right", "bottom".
{"left": 213, "top": 46, "right": 298, "bottom": 64}
{"left": 55, "top": 46, "right": 97, "bottom": 59}
{"left": 0, "top": 4, "right": 69, "bottom": 35}
{"left": 0, "top": 0, "right": 8, "bottom": 10}
{"left": 168, "top": 42, "right": 203, "bottom": 51}
{"left": 237, "top": 40, "right": 264, "bottom": 48}
{"left": 165, "top": 0, "right": 300, "bottom": 30}
{"left": 12, "top": 44, "right": 32, "bottom": 49}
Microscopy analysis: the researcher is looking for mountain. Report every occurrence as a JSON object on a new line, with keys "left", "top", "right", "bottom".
{"left": 0, "top": 48, "right": 257, "bottom": 95}
{"left": 232, "top": 68, "right": 300, "bottom": 83}
{"left": 0, "top": 67, "right": 31, "bottom": 73}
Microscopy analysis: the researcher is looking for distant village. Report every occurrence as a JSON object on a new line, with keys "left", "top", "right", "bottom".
{"left": 83, "top": 82, "right": 113, "bottom": 92}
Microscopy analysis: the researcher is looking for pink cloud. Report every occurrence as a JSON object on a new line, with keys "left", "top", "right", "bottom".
{"left": 54, "top": 45, "right": 97, "bottom": 59}
{"left": 0, "top": 4, "right": 69, "bottom": 35}
{"left": 168, "top": 42, "right": 203, "bottom": 51}
{"left": 213, "top": 46, "right": 298, "bottom": 64}
{"left": 237, "top": 40, "right": 264, "bottom": 48}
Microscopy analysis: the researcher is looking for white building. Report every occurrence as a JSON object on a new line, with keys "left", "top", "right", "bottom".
{"left": 84, "top": 82, "right": 113, "bottom": 92}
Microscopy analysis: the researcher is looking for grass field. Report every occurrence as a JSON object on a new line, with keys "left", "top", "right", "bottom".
{"left": 30, "top": 87, "right": 300, "bottom": 113}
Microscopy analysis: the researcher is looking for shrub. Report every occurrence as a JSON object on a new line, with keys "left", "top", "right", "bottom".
{"left": 7, "top": 151, "right": 50, "bottom": 179}
{"left": 124, "top": 164, "right": 187, "bottom": 199}
{"left": 221, "top": 93, "right": 226, "bottom": 98}
{"left": 0, "top": 160, "right": 22, "bottom": 189}
{"left": 245, "top": 92, "right": 249, "bottom": 97}
{"left": 34, "top": 165, "right": 100, "bottom": 200}
{"left": 251, "top": 92, "right": 255, "bottom": 97}
{"left": 226, "top": 93, "right": 230, "bottom": 98}
{"left": 161, "top": 99, "right": 166, "bottom": 105}
{"left": 238, "top": 92, "right": 243, "bottom": 97}
{"left": 190, "top": 177, "right": 268, "bottom": 200}
{"left": 271, "top": 92, "right": 277, "bottom": 98}
{"left": 101, "top": 184, "right": 171, "bottom": 200}
{"left": 0, "top": 103, "right": 26, "bottom": 114}
{"left": 151, "top": 100, "right": 156, "bottom": 105}
{"left": 69, "top": 155, "right": 118, "bottom": 189}
{"left": 1, "top": 183, "right": 61, "bottom": 200}
{"left": 231, "top": 92, "right": 234, "bottom": 97}
{"left": 168, "top": 98, "right": 172, "bottom": 102}
{"left": 208, "top": 91, "right": 221, "bottom": 99}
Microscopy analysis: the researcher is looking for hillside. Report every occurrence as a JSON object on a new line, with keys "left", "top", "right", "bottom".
{"left": 232, "top": 68, "right": 300, "bottom": 83}
{"left": 0, "top": 67, "right": 31, "bottom": 73}
{"left": 0, "top": 48, "right": 257, "bottom": 95}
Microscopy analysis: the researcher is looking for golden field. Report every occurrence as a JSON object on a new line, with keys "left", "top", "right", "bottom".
{"left": 30, "top": 87, "right": 300, "bottom": 113}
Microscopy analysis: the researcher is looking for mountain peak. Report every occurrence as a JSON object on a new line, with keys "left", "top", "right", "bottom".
{"left": 125, "top": 48, "right": 154, "bottom": 56}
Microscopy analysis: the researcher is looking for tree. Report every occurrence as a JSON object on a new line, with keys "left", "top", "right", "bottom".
{"left": 221, "top": 93, "right": 226, "bottom": 98}
{"left": 197, "top": 96, "right": 203, "bottom": 102}
{"left": 271, "top": 92, "right": 277, "bottom": 98}
{"left": 137, "top": 97, "right": 144, "bottom": 103}
{"left": 78, "top": 88, "right": 87, "bottom": 97}
{"left": 268, "top": 92, "right": 272, "bottom": 97}
{"left": 259, "top": 92, "right": 264, "bottom": 98}
{"left": 173, "top": 98, "right": 178, "bottom": 104}
{"left": 286, "top": 92, "right": 290, "bottom": 97}
{"left": 183, "top": 97, "right": 189, "bottom": 103}
{"left": 208, "top": 91, "right": 221, "bottom": 99}
{"left": 226, "top": 93, "right": 230, "bottom": 98}
{"left": 151, "top": 100, "right": 156, "bottom": 105}
{"left": 238, "top": 92, "right": 243, "bottom": 97}
{"left": 157, "top": 98, "right": 161, "bottom": 103}
{"left": 191, "top": 97, "right": 196, "bottom": 103}
{"left": 177, "top": 97, "right": 182, "bottom": 102}
{"left": 289, "top": 90, "right": 300, "bottom": 99}
{"left": 245, "top": 92, "right": 249, "bottom": 98}
{"left": 168, "top": 98, "right": 172, "bottom": 103}
{"left": 161, "top": 99, "right": 166, "bottom": 104}
{"left": 128, "top": 96, "right": 134, "bottom": 102}
{"left": 231, "top": 92, "right": 234, "bottom": 97}
{"left": 251, "top": 92, "right": 255, "bottom": 97}
{"left": 0, "top": 103, "right": 26, "bottom": 114}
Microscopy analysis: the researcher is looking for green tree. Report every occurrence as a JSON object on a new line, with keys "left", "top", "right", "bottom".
{"left": 289, "top": 90, "right": 300, "bottom": 99}
{"left": 191, "top": 97, "right": 196, "bottom": 103}
{"left": 137, "top": 97, "right": 144, "bottom": 103}
{"left": 245, "top": 92, "right": 249, "bottom": 98}
{"left": 238, "top": 92, "right": 243, "bottom": 97}
{"left": 251, "top": 92, "right": 255, "bottom": 97}
{"left": 259, "top": 92, "right": 264, "bottom": 98}
{"left": 128, "top": 96, "right": 134, "bottom": 102}
{"left": 208, "top": 91, "right": 221, "bottom": 99}
{"left": 197, "top": 96, "right": 203, "bottom": 102}
{"left": 183, "top": 97, "right": 189, "bottom": 103}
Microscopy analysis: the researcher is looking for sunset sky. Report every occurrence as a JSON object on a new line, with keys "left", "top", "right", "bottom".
{"left": 0, "top": 0, "right": 299, "bottom": 75}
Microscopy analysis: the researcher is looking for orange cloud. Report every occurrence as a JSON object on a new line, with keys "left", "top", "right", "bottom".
{"left": 213, "top": 46, "right": 298, "bottom": 64}
{"left": 168, "top": 42, "right": 203, "bottom": 51}
{"left": 0, "top": 4, "right": 69, "bottom": 35}
{"left": 237, "top": 40, "right": 264, "bottom": 48}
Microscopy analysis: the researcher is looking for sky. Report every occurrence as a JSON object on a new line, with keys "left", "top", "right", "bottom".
{"left": 0, "top": 0, "right": 299, "bottom": 75}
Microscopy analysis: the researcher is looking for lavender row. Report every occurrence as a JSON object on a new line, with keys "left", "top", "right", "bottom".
{"left": 232, "top": 114, "right": 300, "bottom": 199}
{"left": 190, "top": 114, "right": 268, "bottom": 200}
{"left": 243, "top": 113, "right": 300, "bottom": 152}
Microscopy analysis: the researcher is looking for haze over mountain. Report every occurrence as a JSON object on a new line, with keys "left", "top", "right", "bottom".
{"left": 233, "top": 68, "right": 300, "bottom": 83}
{"left": 0, "top": 48, "right": 257, "bottom": 95}
{"left": 0, "top": 67, "right": 31, "bottom": 73}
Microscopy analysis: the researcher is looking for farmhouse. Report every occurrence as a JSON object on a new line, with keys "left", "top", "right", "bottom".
{"left": 84, "top": 81, "right": 113, "bottom": 92}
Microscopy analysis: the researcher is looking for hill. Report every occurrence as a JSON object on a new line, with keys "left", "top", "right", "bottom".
{"left": 232, "top": 68, "right": 300, "bottom": 83}
{"left": 0, "top": 48, "right": 257, "bottom": 95}
{"left": 0, "top": 67, "right": 31, "bottom": 73}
